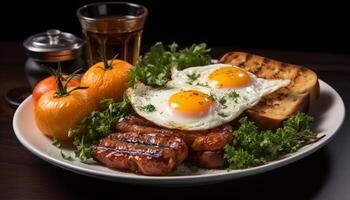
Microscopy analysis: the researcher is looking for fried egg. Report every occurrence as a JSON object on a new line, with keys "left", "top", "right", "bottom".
{"left": 127, "top": 64, "right": 290, "bottom": 130}
{"left": 168, "top": 63, "right": 256, "bottom": 89}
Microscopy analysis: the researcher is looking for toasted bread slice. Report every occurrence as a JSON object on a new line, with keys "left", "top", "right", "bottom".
{"left": 219, "top": 52, "right": 319, "bottom": 130}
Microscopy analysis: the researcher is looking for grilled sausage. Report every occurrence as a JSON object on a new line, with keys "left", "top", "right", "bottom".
{"left": 116, "top": 115, "right": 233, "bottom": 151}
{"left": 190, "top": 126, "right": 233, "bottom": 151}
{"left": 92, "top": 132, "right": 188, "bottom": 175}
{"left": 108, "top": 132, "right": 188, "bottom": 164}
{"left": 192, "top": 151, "right": 228, "bottom": 169}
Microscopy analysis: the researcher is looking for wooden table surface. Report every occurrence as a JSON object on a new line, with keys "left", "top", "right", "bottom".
{"left": 1, "top": 42, "right": 349, "bottom": 200}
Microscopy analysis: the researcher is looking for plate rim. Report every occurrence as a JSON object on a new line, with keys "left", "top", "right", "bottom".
{"left": 12, "top": 79, "right": 346, "bottom": 185}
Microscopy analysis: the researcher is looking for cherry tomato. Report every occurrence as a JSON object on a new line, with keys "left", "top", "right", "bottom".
{"left": 80, "top": 59, "right": 134, "bottom": 109}
{"left": 34, "top": 87, "right": 93, "bottom": 140}
{"left": 32, "top": 76, "right": 79, "bottom": 104}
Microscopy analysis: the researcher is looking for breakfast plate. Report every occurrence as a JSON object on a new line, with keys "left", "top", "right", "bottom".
{"left": 13, "top": 79, "right": 345, "bottom": 186}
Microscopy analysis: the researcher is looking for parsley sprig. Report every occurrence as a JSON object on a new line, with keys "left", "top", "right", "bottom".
{"left": 224, "top": 112, "right": 323, "bottom": 169}
{"left": 186, "top": 73, "right": 200, "bottom": 85}
{"left": 128, "top": 42, "right": 211, "bottom": 87}
{"left": 140, "top": 104, "right": 156, "bottom": 112}
{"left": 51, "top": 137, "right": 61, "bottom": 148}
{"left": 218, "top": 91, "right": 240, "bottom": 108}
{"left": 68, "top": 94, "right": 134, "bottom": 162}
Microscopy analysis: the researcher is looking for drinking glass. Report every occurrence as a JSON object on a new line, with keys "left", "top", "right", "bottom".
{"left": 77, "top": 2, "right": 148, "bottom": 66}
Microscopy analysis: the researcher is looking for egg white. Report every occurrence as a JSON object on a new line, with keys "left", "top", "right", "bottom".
{"left": 127, "top": 64, "right": 290, "bottom": 131}
{"left": 127, "top": 83, "right": 218, "bottom": 130}
{"left": 168, "top": 63, "right": 234, "bottom": 89}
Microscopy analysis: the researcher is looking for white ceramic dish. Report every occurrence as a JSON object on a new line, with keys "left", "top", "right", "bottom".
{"left": 13, "top": 79, "right": 345, "bottom": 186}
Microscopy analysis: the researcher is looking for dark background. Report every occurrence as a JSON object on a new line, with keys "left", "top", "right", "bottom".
{"left": 1, "top": 2, "right": 350, "bottom": 200}
{"left": 1, "top": 1, "right": 349, "bottom": 54}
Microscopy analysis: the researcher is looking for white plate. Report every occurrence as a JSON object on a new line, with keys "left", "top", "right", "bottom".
{"left": 13, "top": 79, "right": 345, "bottom": 186}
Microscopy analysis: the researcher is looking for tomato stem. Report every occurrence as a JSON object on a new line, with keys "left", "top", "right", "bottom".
{"left": 108, "top": 53, "right": 119, "bottom": 70}
{"left": 63, "top": 68, "right": 82, "bottom": 89}
{"left": 43, "top": 63, "right": 87, "bottom": 97}
{"left": 102, "top": 53, "right": 110, "bottom": 70}
{"left": 98, "top": 50, "right": 119, "bottom": 70}
{"left": 67, "top": 86, "right": 89, "bottom": 95}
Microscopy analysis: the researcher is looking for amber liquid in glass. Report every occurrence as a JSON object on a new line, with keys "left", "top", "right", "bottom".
{"left": 84, "top": 28, "right": 142, "bottom": 66}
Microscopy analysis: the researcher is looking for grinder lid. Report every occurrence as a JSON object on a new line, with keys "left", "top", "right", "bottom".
{"left": 23, "top": 29, "right": 84, "bottom": 62}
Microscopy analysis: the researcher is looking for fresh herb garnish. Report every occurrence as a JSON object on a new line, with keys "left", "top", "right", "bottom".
{"left": 60, "top": 151, "right": 73, "bottom": 161}
{"left": 219, "top": 97, "right": 227, "bottom": 106}
{"left": 224, "top": 148, "right": 255, "bottom": 169}
{"left": 224, "top": 112, "right": 323, "bottom": 169}
{"left": 208, "top": 92, "right": 216, "bottom": 101}
{"left": 196, "top": 83, "right": 209, "bottom": 88}
{"left": 171, "top": 43, "right": 212, "bottom": 70}
{"left": 140, "top": 104, "right": 156, "bottom": 112}
{"left": 72, "top": 135, "right": 92, "bottom": 162}
{"left": 218, "top": 91, "right": 240, "bottom": 107}
{"left": 186, "top": 73, "right": 200, "bottom": 84}
{"left": 68, "top": 94, "right": 134, "bottom": 162}
{"left": 128, "top": 42, "right": 211, "bottom": 87}
{"left": 188, "top": 164, "right": 200, "bottom": 173}
{"left": 52, "top": 136, "right": 61, "bottom": 148}
{"left": 227, "top": 91, "right": 239, "bottom": 102}
{"left": 218, "top": 112, "right": 228, "bottom": 117}
{"left": 128, "top": 43, "right": 172, "bottom": 87}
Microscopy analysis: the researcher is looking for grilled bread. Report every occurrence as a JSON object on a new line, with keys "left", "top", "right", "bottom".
{"left": 219, "top": 52, "right": 319, "bottom": 130}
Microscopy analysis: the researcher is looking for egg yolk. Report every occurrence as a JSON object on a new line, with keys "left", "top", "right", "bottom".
{"left": 168, "top": 90, "right": 214, "bottom": 118}
{"left": 208, "top": 66, "right": 252, "bottom": 88}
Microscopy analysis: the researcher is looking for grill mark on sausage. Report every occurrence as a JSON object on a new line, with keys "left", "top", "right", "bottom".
{"left": 117, "top": 116, "right": 233, "bottom": 151}
{"left": 94, "top": 145, "right": 165, "bottom": 158}
{"left": 109, "top": 132, "right": 173, "bottom": 148}
{"left": 92, "top": 131, "right": 188, "bottom": 175}
{"left": 92, "top": 138, "right": 176, "bottom": 175}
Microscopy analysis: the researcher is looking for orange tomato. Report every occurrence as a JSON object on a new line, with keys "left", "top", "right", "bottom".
{"left": 34, "top": 88, "right": 93, "bottom": 140}
{"left": 80, "top": 59, "right": 134, "bottom": 108}
{"left": 32, "top": 75, "right": 79, "bottom": 105}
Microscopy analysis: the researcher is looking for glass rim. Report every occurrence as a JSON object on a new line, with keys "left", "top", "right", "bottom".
{"left": 76, "top": 1, "right": 148, "bottom": 22}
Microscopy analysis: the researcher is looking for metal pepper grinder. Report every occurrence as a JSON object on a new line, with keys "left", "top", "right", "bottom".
{"left": 23, "top": 29, "right": 85, "bottom": 88}
{"left": 5, "top": 29, "right": 85, "bottom": 107}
